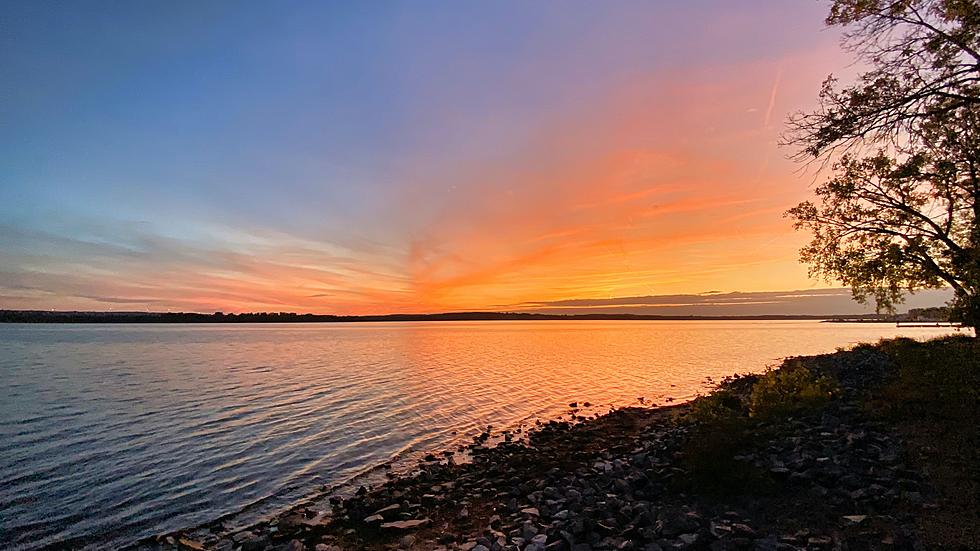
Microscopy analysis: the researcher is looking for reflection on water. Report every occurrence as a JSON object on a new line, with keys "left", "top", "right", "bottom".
{"left": 0, "top": 320, "right": 958, "bottom": 550}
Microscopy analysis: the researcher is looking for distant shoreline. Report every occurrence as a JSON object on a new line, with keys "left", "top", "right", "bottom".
{"left": 0, "top": 309, "right": 917, "bottom": 324}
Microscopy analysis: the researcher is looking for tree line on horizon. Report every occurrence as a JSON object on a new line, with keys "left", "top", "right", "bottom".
{"left": 0, "top": 309, "right": 949, "bottom": 324}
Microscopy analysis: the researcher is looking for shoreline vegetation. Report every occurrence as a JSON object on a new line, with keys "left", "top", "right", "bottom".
{"left": 0, "top": 309, "right": 953, "bottom": 324}
{"left": 155, "top": 336, "right": 978, "bottom": 551}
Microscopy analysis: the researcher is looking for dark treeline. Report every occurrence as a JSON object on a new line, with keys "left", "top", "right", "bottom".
{"left": 0, "top": 310, "right": 900, "bottom": 324}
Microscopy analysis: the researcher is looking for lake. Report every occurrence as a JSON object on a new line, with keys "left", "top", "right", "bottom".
{"left": 0, "top": 321, "right": 959, "bottom": 550}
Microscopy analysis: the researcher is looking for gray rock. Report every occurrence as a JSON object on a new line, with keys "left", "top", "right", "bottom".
{"left": 240, "top": 534, "right": 270, "bottom": 551}
{"left": 807, "top": 535, "right": 833, "bottom": 547}
{"left": 751, "top": 535, "right": 778, "bottom": 551}
{"left": 842, "top": 514, "right": 868, "bottom": 526}
{"left": 677, "top": 533, "right": 698, "bottom": 547}
{"left": 231, "top": 531, "right": 255, "bottom": 544}
{"left": 381, "top": 518, "right": 431, "bottom": 530}
{"left": 374, "top": 503, "right": 401, "bottom": 517}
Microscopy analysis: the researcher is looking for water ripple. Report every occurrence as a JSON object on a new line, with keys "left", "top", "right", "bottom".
{"left": 0, "top": 320, "right": 958, "bottom": 550}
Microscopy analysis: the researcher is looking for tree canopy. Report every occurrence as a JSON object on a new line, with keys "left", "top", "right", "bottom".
{"left": 785, "top": 0, "right": 980, "bottom": 331}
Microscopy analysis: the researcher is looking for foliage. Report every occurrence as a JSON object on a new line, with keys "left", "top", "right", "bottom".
{"left": 749, "top": 361, "right": 840, "bottom": 419}
{"left": 783, "top": 0, "right": 980, "bottom": 329}
{"left": 872, "top": 335, "right": 980, "bottom": 420}
{"left": 681, "top": 390, "right": 768, "bottom": 495}
{"left": 688, "top": 389, "right": 747, "bottom": 427}
{"left": 787, "top": 0, "right": 980, "bottom": 159}
{"left": 786, "top": 146, "right": 979, "bottom": 318}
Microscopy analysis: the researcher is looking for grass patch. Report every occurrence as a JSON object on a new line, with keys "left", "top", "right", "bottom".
{"left": 870, "top": 336, "right": 980, "bottom": 549}
{"left": 872, "top": 336, "right": 979, "bottom": 421}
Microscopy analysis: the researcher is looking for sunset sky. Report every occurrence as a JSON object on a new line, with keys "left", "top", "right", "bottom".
{"left": 1, "top": 1, "right": 920, "bottom": 315}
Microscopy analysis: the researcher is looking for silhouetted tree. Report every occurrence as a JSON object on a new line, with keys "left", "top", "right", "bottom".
{"left": 785, "top": 0, "right": 980, "bottom": 332}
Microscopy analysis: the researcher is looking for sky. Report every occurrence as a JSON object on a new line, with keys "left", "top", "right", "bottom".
{"left": 1, "top": 1, "right": 943, "bottom": 315}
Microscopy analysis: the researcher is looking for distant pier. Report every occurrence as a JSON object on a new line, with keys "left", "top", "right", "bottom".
{"left": 895, "top": 321, "right": 960, "bottom": 328}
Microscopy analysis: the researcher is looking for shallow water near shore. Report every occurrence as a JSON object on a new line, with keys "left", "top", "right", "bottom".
{"left": 0, "top": 320, "right": 959, "bottom": 550}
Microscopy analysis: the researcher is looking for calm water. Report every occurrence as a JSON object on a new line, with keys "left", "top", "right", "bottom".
{"left": 0, "top": 321, "right": 959, "bottom": 550}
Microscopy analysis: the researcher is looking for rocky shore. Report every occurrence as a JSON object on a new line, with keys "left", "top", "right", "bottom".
{"left": 157, "top": 338, "right": 978, "bottom": 551}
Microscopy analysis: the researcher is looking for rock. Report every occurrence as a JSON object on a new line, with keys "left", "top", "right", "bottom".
{"left": 231, "top": 531, "right": 254, "bottom": 544}
{"left": 300, "top": 512, "right": 331, "bottom": 528}
{"left": 280, "top": 514, "right": 305, "bottom": 530}
{"left": 807, "top": 535, "right": 833, "bottom": 547}
{"left": 381, "top": 518, "right": 431, "bottom": 530}
{"left": 677, "top": 533, "right": 698, "bottom": 547}
{"left": 709, "top": 521, "right": 732, "bottom": 538}
{"left": 178, "top": 538, "right": 206, "bottom": 551}
{"left": 522, "top": 522, "right": 539, "bottom": 540}
{"left": 731, "top": 523, "right": 756, "bottom": 538}
{"left": 399, "top": 534, "right": 417, "bottom": 548}
{"left": 285, "top": 540, "right": 306, "bottom": 551}
{"left": 240, "top": 534, "right": 270, "bottom": 551}
{"left": 374, "top": 503, "right": 401, "bottom": 517}
{"left": 751, "top": 535, "right": 778, "bottom": 551}
{"left": 842, "top": 514, "right": 868, "bottom": 526}
{"left": 521, "top": 507, "right": 540, "bottom": 517}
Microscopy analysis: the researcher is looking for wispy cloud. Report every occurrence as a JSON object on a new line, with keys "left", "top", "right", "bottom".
{"left": 0, "top": 222, "right": 415, "bottom": 313}
{"left": 513, "top": 288, "right": 953, "bottom": 316}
